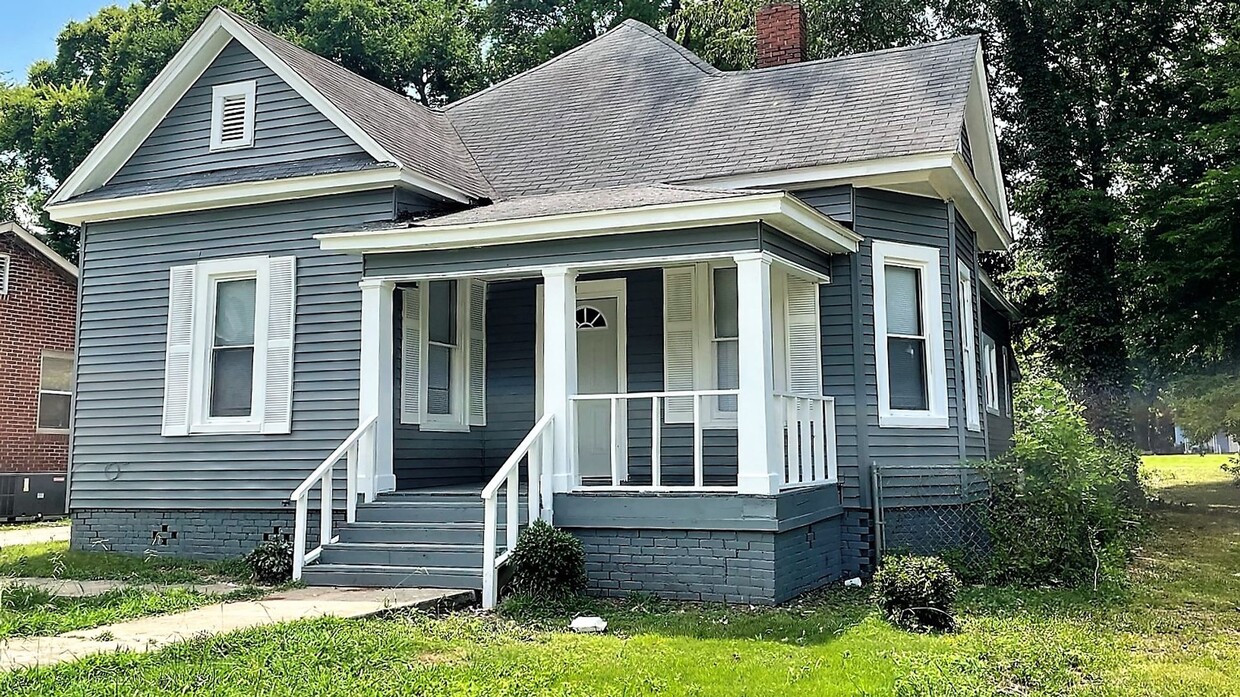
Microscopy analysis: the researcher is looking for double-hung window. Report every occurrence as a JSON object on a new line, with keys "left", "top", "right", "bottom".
{"left": 873, "top": 241, "right": 948, "bottom": 428}
{"left": 711, "top": 266, "right": 739, "bottom": 416}
{"left": 161, "top": 255, "right": 296, "bottom": 436}
{"left": 982, "top": 333, "right": 1000, "bottom": 414}
{"left": 957, "top": 261, "right": 981, "bottom": 431}
{"left": 401, "top": 279, "right": 487, "bottom": 431}
{"left": 37, "top": 351, "right": 74, "bottom": 433}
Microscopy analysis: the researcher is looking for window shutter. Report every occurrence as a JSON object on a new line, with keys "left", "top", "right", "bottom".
{"left": 401, "top": 286, "right": 422, "bottom": 424}
{"left": 0, "top": 254, "right": 9, "bottom": 295}
{"left": 261, "top": 256, "right": 296, "bottom": 434}
{"left": 467, "top": 279, "right": 487, "bottom": 427}
{"left": 663, "top": 266, "right": 697, "bottom": 423}
{"left": 785, "top": 274, "right": 822, "bottom": 396}
{"left": 162, "top": 265, "right": 196, "bottom": 436}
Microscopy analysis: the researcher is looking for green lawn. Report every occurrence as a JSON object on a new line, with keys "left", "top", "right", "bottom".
{"left": 0, "top": 541, "right": 250, "bottom": 584}
{"left": 0, "top": 454, "right": 1235, "bottom": 695}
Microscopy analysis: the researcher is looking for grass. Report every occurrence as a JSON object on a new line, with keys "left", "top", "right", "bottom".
{"left": 0, "top": 518, "right": 70, "bottom": 531}
{"left": 0, "top": 454, "right": 1235, "bottom": 695}
{"left": 0, "top": 541, "right": 251, "bottom": 584}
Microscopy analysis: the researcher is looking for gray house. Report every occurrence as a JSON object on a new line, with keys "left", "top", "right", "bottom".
{"left": 47, "top": 5, "right": 1018, "bottom": 607}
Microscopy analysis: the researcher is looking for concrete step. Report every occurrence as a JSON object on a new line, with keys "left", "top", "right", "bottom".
{"left": 319, "top": 542, "right": 488, "bottom": 568}
{"left": 354, "top": 500, "right": 531, "bottom": 525}
{"left": 301, "top": 564, "right": 483, "bottom": 590}
{"left": 335, "top": 522, "right": 510, "bottom": 545}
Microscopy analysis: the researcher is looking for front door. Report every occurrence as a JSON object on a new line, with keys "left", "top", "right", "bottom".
{"left": 575, "top": 297, "right": 621, "bottom": 481}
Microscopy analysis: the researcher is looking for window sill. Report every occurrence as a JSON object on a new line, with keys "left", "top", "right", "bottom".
{"left": 189, "top": 421, "right": 264, "bottom": 435}
{"left": 966, "top": 423, "right": 983, "bottom": 433}
{"left": 418, "top": 421, "right": 471, "bottom": 434}
{"left": 35, "top": 428, "right": 70, "bottom": 436}
{"left": 879, "top": 412, "right": 949, "bottom": 429}
{"left": 207, "top": 142, "right": 255, "bottom": 154}
{"left": 985, "top": 407, "right": 1001, "bottom": 416}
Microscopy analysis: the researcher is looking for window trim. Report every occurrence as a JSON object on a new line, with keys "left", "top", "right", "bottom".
{"left": 189, "top": 256, "right": 270, "bottom": 434}
{"left": 36, "top": 349, "right": 74, "bottom": 434}
{"left": 957, "top": 261, "right": 982, "bottom": 432}
{"left": 697, "top": 261, "right": 739, "bottom": 428}
{"left": 873, "top": 240, "right": 949, "bottom": 429}
{"left": 415, "top": 280, "right": 471, "bottom": 433}
{"left": 0, "top": 253, "right": 9, "bottom": 295}
{"left": 982, "top": 333, "right": 1000, "bottom": 415}
{"left": 209, "top": 81, "right": 257, "bottom": 152}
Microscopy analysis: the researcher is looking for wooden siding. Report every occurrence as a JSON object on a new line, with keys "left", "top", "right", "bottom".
{"left": 956, "top": 210, "right": 988, "bottom": 461}
{"left": 108, "top": 40, "right": 368, "bottom": 187}
{"left": 71, "top": 190, "right": 397, "bottom": 510}
{"left": 795, "top": 186, "right": 854, "bottom": 224}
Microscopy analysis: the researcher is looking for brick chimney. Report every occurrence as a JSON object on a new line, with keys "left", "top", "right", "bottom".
{"left": 756, "top": 2, "right": 807, "bottom": 68}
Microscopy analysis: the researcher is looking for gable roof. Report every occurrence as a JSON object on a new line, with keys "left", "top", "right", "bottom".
{"left": 0, "top": 222, "right": 78, "bottom": 278}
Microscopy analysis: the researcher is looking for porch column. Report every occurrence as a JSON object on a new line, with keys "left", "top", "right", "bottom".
{"left": 542, "top": 267, "right": 578, "bottom": 494}
{"left": 359, "top": 279, "right": 395, "bottom": 499}
{"left": 734, "top": 252, "right": 782, "bottom": 494}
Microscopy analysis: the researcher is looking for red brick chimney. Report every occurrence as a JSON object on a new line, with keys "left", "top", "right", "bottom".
{"left": 756, "top": 2, "right": 807, "bottom": 69}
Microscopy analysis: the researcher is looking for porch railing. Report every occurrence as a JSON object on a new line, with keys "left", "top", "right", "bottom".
{"left": 569, "top": 389, "right": 740, "bottom": 490}
{"left": 776, "top": 393, "right": 837, "bottom": 489}
{"left": 481, "top": 413, "right": 553, "bottom": 610}
{"left": 288, "top": 414, "right": 378, "bottom": 580}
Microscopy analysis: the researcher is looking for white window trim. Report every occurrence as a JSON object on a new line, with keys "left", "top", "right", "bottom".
{"left": 982, "top": 333, "right": 1000, "bottom": 415}
{"left": 691, "top": 261, "right": 738, "bottom": 429}
{"left": 415, "top": 280, "right": 471, "bottom": 433}
{"left": 0, "top": 253, "right": 9, "bottom": 295}
{"left": 189, "top": 256, "right": 269, "bottom": 434}
{"left": 873, "top": 240, "right": 949, "bottom": 429}
{"left": 209, "top": 80, "right": 257, "bottom": 152}
{"left": 957, "top": 261, "right": 982, "bottom": 432}
{"left": 36, "top": 349, "right": 73, "bottom": 434}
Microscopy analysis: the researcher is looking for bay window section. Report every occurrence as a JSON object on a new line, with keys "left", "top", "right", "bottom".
{"left": 873, "top": 240, "right": 948, "bottom": 428}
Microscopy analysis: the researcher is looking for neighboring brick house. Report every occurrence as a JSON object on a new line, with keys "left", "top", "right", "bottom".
{"left": 0, "top": 221, "right": 78, "bottom": 518}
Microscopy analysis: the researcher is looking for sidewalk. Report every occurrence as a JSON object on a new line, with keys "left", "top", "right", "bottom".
{"left": 0, "top": 586, "right": 472, "bottom": 670}
{"left": 0, "top": 577, "right": 242, "bottom": 598}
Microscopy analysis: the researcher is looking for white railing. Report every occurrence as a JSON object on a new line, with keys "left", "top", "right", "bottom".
{"left": 288, "top": 414, "right": 378, "bottom": 580}
{"left": 776, "top": 394, "right": 837, "bottom": 489}
{"left": 481, "top": 413, "right": 553, "bottom": 610}
{"left": 569, "top": 389, "right": 740, "bottom": 490}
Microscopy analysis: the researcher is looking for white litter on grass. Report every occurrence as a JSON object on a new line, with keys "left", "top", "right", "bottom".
{"left": 570, "top": 616, "right": 608, "bottom": 633}
{"left": 844, "top": 577, "right": 863, "bottom": 587}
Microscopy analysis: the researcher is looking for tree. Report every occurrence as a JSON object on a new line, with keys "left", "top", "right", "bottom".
{"left": 1169, "top": 374, "right": 1240, "bottom": 443}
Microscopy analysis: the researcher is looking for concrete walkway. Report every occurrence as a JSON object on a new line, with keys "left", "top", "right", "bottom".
{"left": 0, "top": 577, "right": 243, "bottom": 598}
{"left": 0, "top": 586, "right": 472, "bottom": 670}
{"left": 0, "top": 523, "right": 70, "bottom": 548}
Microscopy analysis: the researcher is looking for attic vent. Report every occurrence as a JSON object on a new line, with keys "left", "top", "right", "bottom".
{"left": 209, "top": 81, "right": 257, "bottom": 151}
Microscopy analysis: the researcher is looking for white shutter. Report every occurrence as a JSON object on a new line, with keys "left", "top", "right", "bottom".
{"left": 401, "top": 286, "right": 422, "bottom": 424}
{"left": 663, "top": 266, "right": 697, "bottom": 423}
{"left": 467, "top": 279, "right": 487, "bottom": 427}
{"left": 785, "top": 274, "right": 822, "bottom": 397}
{"left": 162, "top": 265, "right": 196, "bottom": 436}
{"left": 261, "top": 256, "right": 296, "bottom": 434}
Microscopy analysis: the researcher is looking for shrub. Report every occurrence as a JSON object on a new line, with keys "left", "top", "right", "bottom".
{"left": 1222, "top": 455, "right": 1240, "bottom": 486}
{"left": 508, "top": 520, "right": 587, "bottom": 599}
{"left": 871, "top": 554, "right": 960, "bottom": 631}
{"left": 980, "top": 375, "right": 1148, "bottom": 588}
{"left": 245, "top": 540, "right": 293, "bottom": 585}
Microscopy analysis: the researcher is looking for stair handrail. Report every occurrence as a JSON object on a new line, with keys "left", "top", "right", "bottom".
{"left": 289, "top": 414, "right": 378, "bottom": 580}
{"left": 481, "top": 413, "right": 554, "bottom": 609}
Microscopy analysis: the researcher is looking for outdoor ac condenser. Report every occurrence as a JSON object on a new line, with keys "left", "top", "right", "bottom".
{"left": 0, "top": 473, "right": 68, "bottom": 521}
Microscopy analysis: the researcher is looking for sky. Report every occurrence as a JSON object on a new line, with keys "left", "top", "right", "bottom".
{"left": 0, "top": 0, "right": 136, "bottom": 81}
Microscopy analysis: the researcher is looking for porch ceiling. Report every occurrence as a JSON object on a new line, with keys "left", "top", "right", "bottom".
{"left": 316, "top": 184, "right": 862, "bottom": 256}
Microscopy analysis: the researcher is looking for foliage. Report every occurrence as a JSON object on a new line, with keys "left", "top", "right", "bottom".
{"left": 507, "top": 520, "right": 587, "bottom": 599}
{"left": 1222, "top": 455, "right": 1240, "bottom": 486}
{"left": 980, "top": 374, "right": 1147, "bottom": 587}
{"left": 244, "top": 539, "right": 294, "bottom": 585}
{"left": 871, "top": 555, "right": 960, "bottom": 632}
{"left": 1168, "top": 372, "right": 1240, "bottom": 443}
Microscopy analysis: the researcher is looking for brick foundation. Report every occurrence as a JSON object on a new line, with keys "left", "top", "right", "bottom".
{"left": 70, "top": 508, "right": 343, "bottom": 559}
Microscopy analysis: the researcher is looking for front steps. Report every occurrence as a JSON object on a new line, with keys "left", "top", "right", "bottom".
{"left": 300, "top": 488, "right": 528, "bottom": 591}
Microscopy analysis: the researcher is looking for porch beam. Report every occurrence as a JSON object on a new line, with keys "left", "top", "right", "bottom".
{"left": 734, "top": 252, "right": 782, "bottom": 494}
{"left": 542, "top": 267, "right": 579, "bottom": 494}
{"left": 359, "top": 279, "right": 395, "bottom": 498}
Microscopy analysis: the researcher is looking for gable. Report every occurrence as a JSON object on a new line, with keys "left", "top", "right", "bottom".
{"left": 106, "top": 40, "right": 369, "bottom": 190}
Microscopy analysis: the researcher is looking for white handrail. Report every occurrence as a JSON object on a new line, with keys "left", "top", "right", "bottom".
{"left": 289, "top": 414, "right": 378, "bottom": 580}
{"left": 481, "top": 413, "right": 554, "bottom": 610}
{"left": 775, "top": 394, "right": 837, "bottom": 489}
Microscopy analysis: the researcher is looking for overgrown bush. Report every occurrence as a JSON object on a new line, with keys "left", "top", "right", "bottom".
{"left": 508, "top": 520, "right": 587, "bottom": 599}
{"left": 980, "top": 375, "right": 1148, "bottom": 588}
{"left": 1222, "top": 455, "right": 1240, "bottom": 486}
{"left": 871, "top": 554, "right": 960, "bottom": 631}
{"left": 245, "top": 540, "right": 293, "bottom": 585}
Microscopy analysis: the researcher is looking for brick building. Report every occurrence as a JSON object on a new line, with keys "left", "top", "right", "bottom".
{"left": 0, "top": 221, "right": 78, "bottom": 518}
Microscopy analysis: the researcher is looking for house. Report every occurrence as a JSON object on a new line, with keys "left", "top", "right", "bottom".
{"left": 1174, "top": 426, "right": 1238, "bottom": 455}
{"left": 46, "top": 5, "right": 1019, "bottom": 606}
{"left": 0, "top": 221, "right": 78, "bottom": 520}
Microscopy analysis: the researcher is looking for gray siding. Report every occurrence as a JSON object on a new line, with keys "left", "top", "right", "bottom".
{"left": 820, "top": 252, "right": 863, "bottom": 506}
{"left": 72, "top": 190, "right": 397, "bottom": 510}
{"left": 956, "top": 211, "right": 988, "bottom": 461}
{"left": 795, "top": 186, "right": 854, "bottom": 224}
{"left": 108, "top": 40, "right": 368, "bottom": 187}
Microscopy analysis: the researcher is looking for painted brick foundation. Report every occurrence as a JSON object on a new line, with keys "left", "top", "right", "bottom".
{"left": 70, "top": 508, "right": 343, "bottom": 559}
{"left": 841, "top": 509, "right": 874, "bottom": 577}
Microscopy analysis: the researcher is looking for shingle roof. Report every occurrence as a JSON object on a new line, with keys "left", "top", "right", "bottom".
{"left": 445, "top": 21, "right": 979, "bottom": 199}
{"left": 223, "top": 9, "right": 492, "bottom": 199}
{"left": 410, "top": 184, "right": 765, "bottom": 227}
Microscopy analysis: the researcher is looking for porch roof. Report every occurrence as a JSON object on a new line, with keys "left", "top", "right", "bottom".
{"left": 316, "top": 184, "right": 862, "bottom": 256}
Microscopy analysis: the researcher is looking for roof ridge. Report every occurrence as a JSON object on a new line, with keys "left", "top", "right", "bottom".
{"left": 738, "top": 33, "right": 980, "bottom": 75}
{"left": 615, "top": 20, "right": 721, "bottom": 76}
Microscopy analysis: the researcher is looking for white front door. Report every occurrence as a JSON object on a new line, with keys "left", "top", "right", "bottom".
{"left": 575, "top": 297, "right": 620, "bottom": 481}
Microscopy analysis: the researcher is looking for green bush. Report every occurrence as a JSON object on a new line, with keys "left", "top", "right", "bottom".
{"left": 980, "top": 375, "right": 1147, "bottom": 587}
{"left": 508, "top": 520, "right": 587, "bottom": 599}
{"left": 245, "top": 540, "right": 293, "bottom": 585}
{"left": 1222, "top": 455, "right": 1240, "bottom": 486}
{"left": 871, "top": 554, "right": 960, "bottom": 631}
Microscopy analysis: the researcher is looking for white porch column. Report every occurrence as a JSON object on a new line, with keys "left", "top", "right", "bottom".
{"left": 359, "top": 279, "right": 395, "bottom": 498}
{"left": 734, "top": 252, "right": 782, "bottom": 494}
{"left": 542, "top": 267, "right": 578, "bottom": 493}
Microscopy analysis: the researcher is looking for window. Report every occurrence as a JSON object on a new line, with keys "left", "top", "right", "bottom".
{"left": 401, "top": 279, "right": 487, "bottom": 431}
{"left": 0, "top": 254, "right": 9, "bottom": 295}
{"left": 982, "top": 333, "right": 999, "bottom": 414}
{"left": 37, "top": 351, "right": 73, "bottom": 433}
{"left": 209, "top": 81, "right": 257, "bottom": 151}
{"left": 161, "top": 255, "right": 296, "bottom": 436}
{"left": 711, "top": 266, "right": 739, "bottom": 415}
{"left": 576, "top": 306, "right": 607, "bottom": 329}
{"left": 957, "top": 261, "right": 981, "bottom": 431}
{"left": 873, "top": 241, "right": 948, "bottom": 428}
{"left": 1002, "top": 346, "right": 1013, "bottom": 417}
